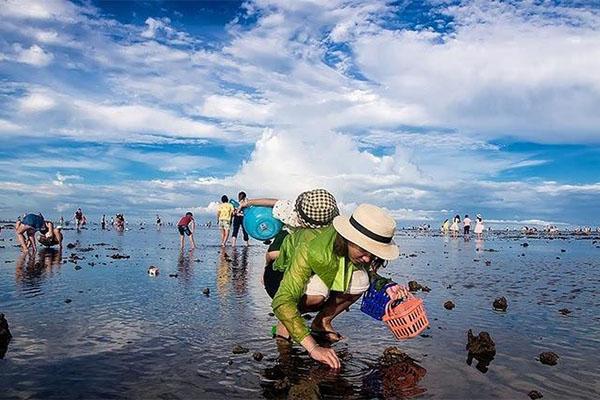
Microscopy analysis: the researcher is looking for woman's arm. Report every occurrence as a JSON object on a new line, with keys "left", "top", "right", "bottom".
{"left": 241, "top": 198, "right": 278, "bottom": 208}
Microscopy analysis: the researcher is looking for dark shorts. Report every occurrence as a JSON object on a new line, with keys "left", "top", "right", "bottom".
{"left": 22, "top": 214, "right": 45, "bottom": 231}
{"left": 232, "top": 216, "right": 248, "bottom": 241}
{"left": 464, "top": 226, "right": 470, "bottom": 234}
{"left": 264, "top": 261, "right": 284, "bottom": 299}
{"left": 178, "top": 225, "right": 192, "bottom": 236}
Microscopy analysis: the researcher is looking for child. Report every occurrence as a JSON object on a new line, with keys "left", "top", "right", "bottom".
{"left": 177, "top": 212, "right": 196, "bottom": 249}
{"left": 216, "top": 195, "right": 234, "bottom": 246}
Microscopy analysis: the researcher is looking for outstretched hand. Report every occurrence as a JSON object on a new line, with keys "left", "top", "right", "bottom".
{"left": 309, "top": 346, "right": 341, "bottom": 370}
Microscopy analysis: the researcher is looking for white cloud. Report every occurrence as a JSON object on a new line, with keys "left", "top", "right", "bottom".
{"left": 0, "top": 119, "right": 21, "bottom": 132}
{"left": 200, "top": 94, "right": 274, "bottom": 123}
{"left": 19, "top": 91, "right": 57, "bottom": 113}
{"left": 13, "top": 44, "right": 54, "bottom": 66}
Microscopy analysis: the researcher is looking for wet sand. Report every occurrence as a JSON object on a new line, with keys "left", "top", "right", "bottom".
{"left": 1, "top": 227, "right": 599, "bottom": 399}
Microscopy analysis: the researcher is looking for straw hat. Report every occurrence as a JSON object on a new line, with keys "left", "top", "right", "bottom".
{"left": 333, "top": 204, "right": 399, "bottom": 260}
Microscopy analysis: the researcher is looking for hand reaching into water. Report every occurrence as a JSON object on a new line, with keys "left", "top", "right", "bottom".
{"left": 309, "top": 345, "right": 341, "bottom": 370}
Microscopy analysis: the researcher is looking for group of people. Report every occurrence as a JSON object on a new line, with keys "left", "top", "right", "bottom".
{"left": 13, "top": 191, "right": 405, "bottom": 371}
{"left": 442, "top": 214, "right": 485, "bottom": 239}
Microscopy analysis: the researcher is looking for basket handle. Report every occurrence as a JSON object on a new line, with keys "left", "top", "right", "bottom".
{"left": 386, "top": 284, "right": 410, "bottom": 301}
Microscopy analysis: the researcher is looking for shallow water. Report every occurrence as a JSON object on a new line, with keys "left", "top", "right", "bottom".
{"left": 1, "top": 227, "right": 600, "bottom": 399}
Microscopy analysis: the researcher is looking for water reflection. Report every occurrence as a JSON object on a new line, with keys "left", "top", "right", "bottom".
{"left": 177, "top": 249, "right": 194, "bottom": 283}
{"left": 230, "top": 247, "right": 249, "bottom": 296}
{"left": 362, "top": 350, "right": 428, "bottom": 399}
{"left": 15, "top": 248, "right": 62, "bottom": 293}
{"left": 262, "top": 340, "right": 354, "bottom": 399}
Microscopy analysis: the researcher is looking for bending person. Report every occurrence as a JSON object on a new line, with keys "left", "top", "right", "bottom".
{"left": 271, "top": 204, "right": 400, "bottom": 369}
{"left": 15, "top": 213, "right": 55, "bottom": 252}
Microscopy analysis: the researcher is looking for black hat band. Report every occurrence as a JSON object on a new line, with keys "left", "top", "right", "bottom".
{"left": 349, "top": 216, "right": 392, "bottom": 244}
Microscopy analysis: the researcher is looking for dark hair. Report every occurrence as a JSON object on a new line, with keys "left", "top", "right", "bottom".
{"left": 238, "top": 191, "right": 246, "bottom": 200}
{"left": 465, "top": 214, "right": 469, "bottom": 218}
{"left": 333, "top": 233, "right": 386, "bottom": 270}
{"left": 186, "top": 212, "right": 193, "bottom": 216}
{"left": 221, "top": 195, "right": 228, "bottom": 203}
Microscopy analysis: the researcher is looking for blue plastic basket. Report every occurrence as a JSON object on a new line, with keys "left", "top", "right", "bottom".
{"left": 361, "top": 282, "right": 397, "bottom": 320}
{"left": 242, "top": 206, "right": 282, "bottom": 240}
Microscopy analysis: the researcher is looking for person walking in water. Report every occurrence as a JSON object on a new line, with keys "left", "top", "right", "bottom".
{"left": 474, "top": 214, "right": 485, "bottom": 239}
{"left": 156, "top": 214, "right": 162, "bottom": 229}
{"left": 217, "top": 195, "right": 234, "bottom": 246}
{"left": 101, "top": 214, "right": 107, "bottom": 230}
{"left": 74, "top": 208, "right": 84, "bottom": 229}
{"left": 231, "top": 191, "right": 249, "bottom": 247}
{"left": 463, "top": 214, "right": 471, "bottom": 236}
{"left": 177, "top": 212, "right": 196, "bottom": 249}
{"left": 450, "top": 214, "right": 460, "bottom": 237}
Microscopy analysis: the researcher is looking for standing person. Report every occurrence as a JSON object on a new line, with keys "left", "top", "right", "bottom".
{"left": 463, "top": 214, "right": 472, "bottom": 235}
{"left": 177, "top": 212, "right": 196, "bottom": 249}
{"left": 156, "top": 214, "right": 162, "bottom": 229}
{"left": 15, "top": 213, "right": 55, "bottom": 252}
{"left": 114, "top": 213, "right": 125, "bottom": 231}
{"left": 231, "top": 191, "right": 249, "bottom": 247}
{"left": 450, "top": 214, "right": 460, "bottom": 237}
{"left": 474, "top": 214, "right": 485, "bottom": 239}
{"left": 271, "top": 204, "right": 400, "bottom": 370}
{"left": 441, "top": 219, "right": 449, "bottom": 233}
{"left": 217, "top": 195, "right": 234, "bottom": 246}
{"left": 101, "top": 214, "right": 107, "bottom": 230}
{"left": 74, "top": 208, "right": 84, "bottom": 229}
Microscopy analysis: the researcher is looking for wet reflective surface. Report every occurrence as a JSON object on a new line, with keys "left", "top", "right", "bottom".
{"left": 1, "top": 228, "right": 600, "bottom": 399}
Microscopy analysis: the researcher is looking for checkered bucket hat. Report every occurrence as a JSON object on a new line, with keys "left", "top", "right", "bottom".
{"left": 295, "top": 189, "right": 339, "bottom": 229}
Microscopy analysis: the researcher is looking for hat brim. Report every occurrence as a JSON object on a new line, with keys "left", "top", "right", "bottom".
{"left": 333, "top": 215, "right": 399, "bottom": 260}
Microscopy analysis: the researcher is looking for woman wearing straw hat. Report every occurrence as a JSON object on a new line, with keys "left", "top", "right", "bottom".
{"left": 272, "top": 203, "right": 400, "bottom": 369}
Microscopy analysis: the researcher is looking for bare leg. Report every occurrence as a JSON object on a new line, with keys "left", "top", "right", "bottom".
{"left": 189, "top": 234, "right": 196, "bottom": 249}
{"left": 180, "top": 234, "right": 185, "bottom": 249}
{"left": 311, "top": 292, "right": 362, "bottom": 337}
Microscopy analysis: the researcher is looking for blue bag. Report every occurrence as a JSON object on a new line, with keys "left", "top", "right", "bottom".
{"left": 242, "top": 206, "right": 282, "bottom": 240}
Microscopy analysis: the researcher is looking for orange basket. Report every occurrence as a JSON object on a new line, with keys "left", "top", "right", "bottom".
{"left": 382, "top": 295, "right": 429, "bottom": 340}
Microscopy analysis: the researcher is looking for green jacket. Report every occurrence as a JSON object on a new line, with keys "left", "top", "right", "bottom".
{"left": 271, "top": 225, "right": 360, "bottom": 343}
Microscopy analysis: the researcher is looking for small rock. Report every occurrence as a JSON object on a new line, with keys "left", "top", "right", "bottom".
{"left": 485, "top": 261, "right": 491, "bottom": 266}
{"left": 273, "top": 377, "right": 290, "bottom": 391}
{"left": 74, "top": 265, "right": 82, "bottom": 271}
{"left": 252, "top": 351, "right": 263, "bottom": 361}
{"left": 65, "top": 298, "right": 72, "bottom": 304}
{"left": 444, "top": 301, "right": 455, "bottom": 310}
{"left": 421, "top": 286, "right": 431, "bottom": 292}
{"left": 560, "top": 249, "right": 566, "bottom": 253}
{"left": 109, "top": 254, "right": 130, "bottom": 259}
{"left": 0, "top": 313, "right": 13, "bottom": 359}
{"left": 168, "top": 273, "right": 178, "bottom": 278}
{"left": 558, "top": 308, "right": 571, "bottom": 315}
{"left": 528, "top": 390, "right": 543, "bottom": 399}
{"left": 232, "top": 344, "right": 249, "bottom": 354}
{"left": 539, "top": 351, "right": 559, "bottom": 366}
{"left": 521, "top": 243, "right": 529, "bottom": 247}
{"left": 66, "top": 242, "right": 77, "bottom": 249}
{"left": 268, "top": 312, "right": 275, "bottom": 317}
{"left": 466, "top": 330, "right": 496, "bottom": 356}
{"left": 493, "top": 297, "right": 508, "bottom": 311}
{"left": 202, "top": 288, "right": 210, "bottom": 296}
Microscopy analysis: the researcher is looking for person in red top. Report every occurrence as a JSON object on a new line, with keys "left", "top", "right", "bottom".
{"left": 177, "top": 212, "right": 196, "bottom": 250}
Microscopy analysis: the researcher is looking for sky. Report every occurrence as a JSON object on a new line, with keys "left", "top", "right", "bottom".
{"left": 1, "top": 0, "right": 599, "bottom": 227}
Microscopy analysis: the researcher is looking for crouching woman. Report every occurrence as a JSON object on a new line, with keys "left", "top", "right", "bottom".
{"left": 272, "top": 204, "right": 400, "bottom": 369}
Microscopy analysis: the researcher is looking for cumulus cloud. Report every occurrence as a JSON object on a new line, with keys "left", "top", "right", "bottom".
{"left": 12, "top": 44, "right": 54, "bottom": 66}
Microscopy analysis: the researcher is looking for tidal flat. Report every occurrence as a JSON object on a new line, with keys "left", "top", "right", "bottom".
{"left": 1, "top": 227, "right": 599, "bottom": 399}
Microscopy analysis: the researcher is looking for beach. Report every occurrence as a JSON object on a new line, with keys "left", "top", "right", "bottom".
{"left": 1, "top": 227, "right": 599, "bottom": 399}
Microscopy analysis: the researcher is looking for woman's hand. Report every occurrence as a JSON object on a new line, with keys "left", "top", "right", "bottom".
{"left": 309, "top": 345, "right": 341, "bottom": 369}
{"left": 386, "top": 284, "right": 408, "bottom": 300}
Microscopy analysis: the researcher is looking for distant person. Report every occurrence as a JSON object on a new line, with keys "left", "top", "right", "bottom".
{"left": 217, "top": 195, "right": 234, "bottom": 246}
{"left": 156, "top": 214, "right": 162, "bottom": 228}
{"left": 15, "top": 213, "right": 55, "bottom": 252}
{"left": 59, "top": 216, "right": 65, "bottom": 227}
{"left": 114, "top": 213, "right": 125, "bottom": 231}
{"left": 463, "top": 214, "right": 471, "bottom": 235}
{"left": 177, "top": 212, "right": 196, "bottom": 249}
{"left": 74, "top": 208, "right": 84, "bottom": 229}
{"left": 474, "top": 214, "right": 484, "bottom": 239}
{"left": 231, "top": 191, "right": 249, "bottom": 247}
{"left": 101, "top": 214, "right": 107, "bottom": 230}
{"left": 441, "top": 219, "right": 449, "bottom": 233}
{"left": 450, "top": 214, "right": 460, "bottom": 237}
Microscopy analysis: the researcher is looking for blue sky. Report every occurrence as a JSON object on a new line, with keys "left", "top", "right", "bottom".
{"left": 1, "top": 0, "right": 599, "bottom": 227}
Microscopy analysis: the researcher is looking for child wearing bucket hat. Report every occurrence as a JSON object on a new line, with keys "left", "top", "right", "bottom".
{"left": 271, "top": 203, "right": 400, "bottom": 370}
